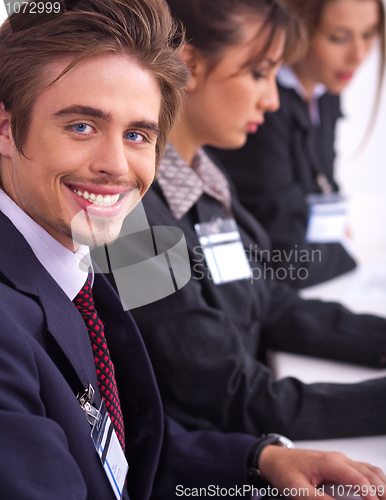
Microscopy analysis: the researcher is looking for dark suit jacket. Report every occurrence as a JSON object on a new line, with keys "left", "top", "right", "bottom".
{"left": 0, "top": 211, "right": 258, "bottom": 499}
{"left": 209, "top": 84, "right": 357, "bottom": 288}
{"left": 130, "top": 182, "right": 386, "bottom": 441}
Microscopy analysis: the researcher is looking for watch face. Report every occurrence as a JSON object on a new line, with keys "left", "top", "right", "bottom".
{"left": 268, "top": 433, "right": 295, "bottom": 448}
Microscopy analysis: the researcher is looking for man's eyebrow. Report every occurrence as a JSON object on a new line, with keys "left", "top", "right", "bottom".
{"left": 54, "top": 106, "right": 112, "bottom": 121}
{"left": 130, "top": 120, "right": 160, "bottom": 137}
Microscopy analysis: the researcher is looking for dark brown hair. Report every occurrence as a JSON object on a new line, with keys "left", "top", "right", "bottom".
{"left": 0, "top": 0, "right": 189, "bottom": 166}
{"left": 164, "top": 0, "right": 305, "bottom": 72}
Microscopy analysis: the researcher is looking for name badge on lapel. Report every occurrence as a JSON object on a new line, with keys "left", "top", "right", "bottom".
{"left": 195, "top": 218, "right": 252, "bottom": 285}
{"left": 305, "top": 193, "right": 348, "bottom": 243}
{"left": 78, "top": 385, "right": 128, "bottom": 500}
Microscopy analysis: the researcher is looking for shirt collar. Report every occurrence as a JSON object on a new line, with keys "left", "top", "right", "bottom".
{"left": 157, "top": 142, "right": 231, "bottom": 219}
{"left": 0, "top": 189, "right": 92, "bottom": 300}
{"left": 277, "top": 65, "right": 327, "bottom": 126}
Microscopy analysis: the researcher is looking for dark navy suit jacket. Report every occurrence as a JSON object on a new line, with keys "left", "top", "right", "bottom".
{"left": 0, "top": 211, "right": 257, "bottom": 499}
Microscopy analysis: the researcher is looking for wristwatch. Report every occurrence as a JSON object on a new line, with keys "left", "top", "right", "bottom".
{"left": 266, "top": 433, "right": 295, "bottom": 449}
{"left": 247, "top": 433, "right": 295, "bottom": 478}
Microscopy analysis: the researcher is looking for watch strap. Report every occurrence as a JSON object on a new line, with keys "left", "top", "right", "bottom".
{"left": 247, "top": 434, "right": 294, "bottom": 479}
{"left": 247, "top": 435, "right": 282, "bottom": 476}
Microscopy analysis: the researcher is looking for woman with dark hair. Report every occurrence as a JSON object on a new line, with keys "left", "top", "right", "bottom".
{"left": 211, "top": 0, "right": 385, "bottom": 288}
{"left": 130, "top": 0, "right": 386, "bottom": 443}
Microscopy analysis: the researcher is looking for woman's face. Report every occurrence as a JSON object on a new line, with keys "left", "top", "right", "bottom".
{"left": 183, "top": 20, "right": 285, "bottom": 150}
{"left": 297, "top": 0, "right": 380, "bottom": 94}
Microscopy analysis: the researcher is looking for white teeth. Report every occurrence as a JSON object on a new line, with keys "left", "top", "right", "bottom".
{"left": 73, "top": 189, "right": 121, "bottom": 207}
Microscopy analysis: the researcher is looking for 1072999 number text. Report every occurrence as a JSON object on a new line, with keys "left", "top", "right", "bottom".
{"left": 5, "top": 2, "right": 61, "bottom": 15}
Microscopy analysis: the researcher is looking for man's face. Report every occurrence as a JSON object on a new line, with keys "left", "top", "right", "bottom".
{"left": 0, "top": 53, "right": 161, "bottom": 250}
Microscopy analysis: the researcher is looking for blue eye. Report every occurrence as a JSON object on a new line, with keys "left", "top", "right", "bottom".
{"left": 126, "top": 132, "right": 146, "bottom": 143}
{"left": 71, "top": 123, "right": 95, "bottom": 136}
{"left": 74, "top": 123, "right": 88, "bottom": 132}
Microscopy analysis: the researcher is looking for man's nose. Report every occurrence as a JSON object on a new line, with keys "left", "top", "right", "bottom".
{"left": 92, "top": 136, "right": 129, "bottom": 177}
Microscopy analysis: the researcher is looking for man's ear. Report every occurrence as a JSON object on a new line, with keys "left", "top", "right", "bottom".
{"left": 0, "top": 103, "right": 13, "bottom": 158}
{"left": 179, "top": 44, "right": 208, "bottom": 91}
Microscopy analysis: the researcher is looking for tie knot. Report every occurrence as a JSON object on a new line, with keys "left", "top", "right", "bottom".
{"left": 73, "top": 278, "right": 95, "bottom": 315}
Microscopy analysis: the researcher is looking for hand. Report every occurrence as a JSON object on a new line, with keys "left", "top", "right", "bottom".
{"left": 258, "top": 446, "right": 386, "bottom": 500}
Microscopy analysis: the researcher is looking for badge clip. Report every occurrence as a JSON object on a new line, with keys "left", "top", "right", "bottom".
{"left": 77, "top": 384, "right": 101, "bottom": 426}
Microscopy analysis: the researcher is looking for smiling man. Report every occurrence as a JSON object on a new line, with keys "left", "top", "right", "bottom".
{"left": 1, "top": 1, "right": 386, "bottom": 500}
{"left": 1, "top": 53, "right": 160, "bottom": 249}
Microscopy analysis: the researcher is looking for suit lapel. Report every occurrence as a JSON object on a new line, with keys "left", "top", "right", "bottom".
{"left": 36, "top": 271, "right": 100, "bottom": 400}
{"left": 0, "top": 212, "right": 100, "bottom": 402}
{"left": 142, "top": 187, "right": 202, "bottom": 265}
{"left": 287, "top": 88, "right": 312, "bottom": 131}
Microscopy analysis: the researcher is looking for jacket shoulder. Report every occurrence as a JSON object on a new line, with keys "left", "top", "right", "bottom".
{"left": 0, "top": 279, "right": 44, "bottom": 329}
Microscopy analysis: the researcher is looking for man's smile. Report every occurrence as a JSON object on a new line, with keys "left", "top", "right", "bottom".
{"left": 72, "top": 189, "right": 123, "bottom": 207}
{"left": 65, "top": 183, "right": 137, "bottom": 219}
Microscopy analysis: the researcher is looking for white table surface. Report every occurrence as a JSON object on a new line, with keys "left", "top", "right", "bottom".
{"left": 269, "top": 262, "right": 386, "bottom": 471}
{"left": 299, "top": 262, "right": 386, "bottom": 317}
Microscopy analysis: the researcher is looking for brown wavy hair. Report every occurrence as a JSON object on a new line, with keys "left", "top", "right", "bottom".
{"left": 0, "top": 0, "right": 189, "bottom": 167}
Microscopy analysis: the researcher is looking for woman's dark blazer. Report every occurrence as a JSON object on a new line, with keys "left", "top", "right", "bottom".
{"left": 208, "top": 84, "right": 357, "bottom": 288}
{"left": 130, "top": 178, "right": 386, "bottom": 442}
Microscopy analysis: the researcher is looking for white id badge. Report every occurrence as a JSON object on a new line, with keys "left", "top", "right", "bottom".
{"left": 91, "top": 401, "right": 128, "bottom": 500}
{"left": 195, "top": 218, "right": 252, "bottom": 285}
{"left": 305, "top": 193, "right": 348, "bottom": 243}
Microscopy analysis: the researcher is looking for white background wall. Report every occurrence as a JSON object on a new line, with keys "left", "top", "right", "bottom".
{"left": 0, "top": 5, "right": 385, "bottom": 263}
{"left": 0, "top": 3, "right": 7, "bottom": 24}
{"left": 335, "top": 42, "right": 386, "bottom": 263}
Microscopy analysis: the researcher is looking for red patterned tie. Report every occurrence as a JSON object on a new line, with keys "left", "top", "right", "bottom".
{"left": 73, "top": 278, "right": 125, "bottom": 452}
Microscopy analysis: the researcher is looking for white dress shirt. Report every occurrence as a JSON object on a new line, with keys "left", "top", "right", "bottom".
{"left": 0, "top": 189, "right": 92, "bottom": 300}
